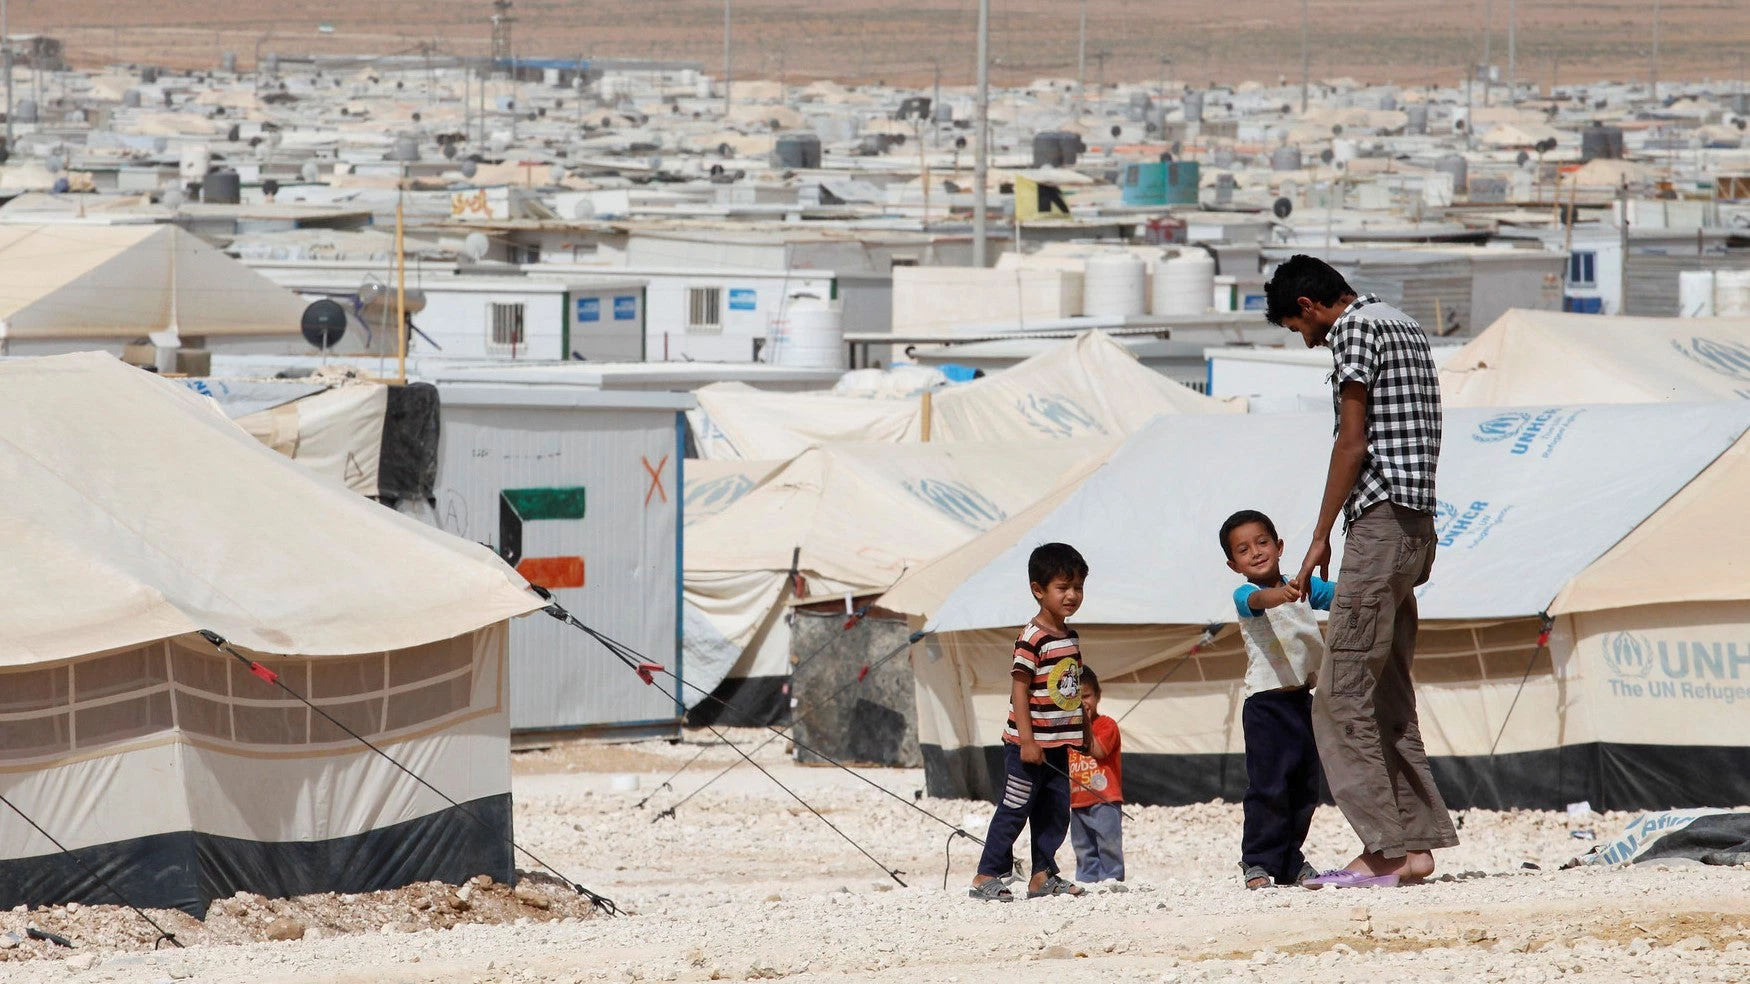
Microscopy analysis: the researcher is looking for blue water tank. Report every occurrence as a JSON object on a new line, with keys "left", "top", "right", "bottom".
{"left": 1121, "top": 160, "right": 1201, "bottom": 206}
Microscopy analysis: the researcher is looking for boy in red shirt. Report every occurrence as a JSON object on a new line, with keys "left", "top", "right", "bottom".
{"left": 1068, "top": 668, "right": 1124, "bottom": 883}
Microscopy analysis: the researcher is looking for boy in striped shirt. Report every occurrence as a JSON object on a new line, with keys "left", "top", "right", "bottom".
{"left": 969, "top": 542, "right": 1089, "bottom": 902}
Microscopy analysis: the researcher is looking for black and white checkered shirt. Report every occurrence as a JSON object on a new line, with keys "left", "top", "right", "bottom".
{"left": 1327, "top": 294, "right": 1442, "bottom": 525}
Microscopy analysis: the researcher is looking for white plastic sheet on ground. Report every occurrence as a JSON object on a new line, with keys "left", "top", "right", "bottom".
{"left": 920, "top": 403, "right": 1750, "bottom": 633}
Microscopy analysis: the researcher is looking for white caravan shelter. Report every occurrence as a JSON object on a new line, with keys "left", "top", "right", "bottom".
{"left": 888, "top": 403, "right": 1750, "bottom": 811}
{"left": 1441, "top": 309, "right": 1750, "bottom": 406}
{"left": 0, "top": 353, "right": 539, "bottom": 916}
{"left": 689, "top": 331, "right": 1239, "bottom": 459}
{"left": 684, "top": 440, "right": 1104, "bottom": 725}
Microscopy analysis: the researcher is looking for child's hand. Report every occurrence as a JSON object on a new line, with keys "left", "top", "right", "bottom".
{"left": 1280, "top": 580, "right": 1303, "bottom": 603}
{"left": 1019, "top": 739, "right": 1044, "bottom": 765}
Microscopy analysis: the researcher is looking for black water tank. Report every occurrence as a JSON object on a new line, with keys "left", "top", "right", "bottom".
{"left": 202, "top": 169, "right": 241, "bottom": 204}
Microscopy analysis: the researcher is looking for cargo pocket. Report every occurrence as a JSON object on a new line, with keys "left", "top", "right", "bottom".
{"left": 1327, "top": 597, "right": 1381, "bottom": 697}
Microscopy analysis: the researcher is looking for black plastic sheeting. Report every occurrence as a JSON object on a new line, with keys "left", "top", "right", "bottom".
{"left": 0, "top": 794, "right": 512, "bottom": 919}
{"left": 686, "top": 675, "right": 789, "bottom": 728}
{"left": 925, "top": 743, "right": 1750, "bottom": 813}
{"left": 789, "top": 610, "right": 919, "bottom": 768}
{"left": 378, "top": 382, "right": 440, "bottom": 503}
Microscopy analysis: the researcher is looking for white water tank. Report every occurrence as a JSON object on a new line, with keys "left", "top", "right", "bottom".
{"left": 179, "top": 144, "right": 211, "bottom": 184}
{"left": 1332, "top": 138, "right": 1357, "bottom": 164}
{"left": 696, "top": 76, "right": 714, "bottom": 101}
{"left": 1154, "top": 249, "right": 1216, "bottom": 316}
{"left": 1715, "top": 270, "right": 1750, "bottom": 317}
{"left": 1083, "top": 252, "right": 1148, "bottom": 318}
{"left": 773, "top": 293, "right": 845, "bottom": 370}
{"left": 1680, "top": 270, "right": 1716, "bottom": 317}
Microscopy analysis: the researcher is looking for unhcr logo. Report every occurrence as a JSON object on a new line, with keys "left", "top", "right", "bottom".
{"left": 1017, "top": 393, "right": 1105, "bottom": 439}
{"left": 1472, "top": 412, "right": 1530, "bottom": 443}
{"left": 903, "top": 478, "right": 1008, "bottom": 531}
{"left": 1672, "top": 336, "right": 1750, "bottom": 383}
{"left": 1601, "top": 632, "right": 1655, "bottom": 680}
{"left": 684, "top": 474, "right": 756, "bottom": 522}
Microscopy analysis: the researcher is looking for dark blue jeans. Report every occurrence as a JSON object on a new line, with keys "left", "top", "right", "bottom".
{"left": 1241, "top": 685, "right": 1322, "bottom": 884}
{"left": 977, "top": 742, "right": 1071, "bottom": 879}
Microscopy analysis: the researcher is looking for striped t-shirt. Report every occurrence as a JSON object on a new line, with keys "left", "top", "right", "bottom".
{"left": 1003, "top": 621, "right": 1084, "bottom": 748}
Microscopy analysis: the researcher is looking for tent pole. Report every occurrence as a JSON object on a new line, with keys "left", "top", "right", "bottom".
{"left": 396, "top": 171, "right": 408, "bottom": 384}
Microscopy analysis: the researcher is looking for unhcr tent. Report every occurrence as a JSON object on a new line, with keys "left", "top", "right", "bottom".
{"left": 187, "top": 377, "right": 442, "bottom": 503}
{"left": 888, "top": 403, "right": 1750, "bottom": 811}
{"left": 1441, "top": 310, "right": 1750, "bottom": 406}
{"left": 0, "top": 225, "right": 308, "bottom": 350}
{"left": 684, "top": 440, "right": 1105, "bottom": 726}
{"left": 689, "top": 331, "right": 1238, "bottom": 459}
{"left": 0, "top": 353, "right": 540, "bottom": 916}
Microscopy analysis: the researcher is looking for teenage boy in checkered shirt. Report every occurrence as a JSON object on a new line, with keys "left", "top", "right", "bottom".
{"left": 1265, "top": 255, "right": 1458, "bottom": 889}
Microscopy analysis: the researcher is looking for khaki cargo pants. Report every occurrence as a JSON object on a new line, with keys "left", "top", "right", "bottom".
{"left": 1312, "top": 502, "right": 1459, "bottom": 858}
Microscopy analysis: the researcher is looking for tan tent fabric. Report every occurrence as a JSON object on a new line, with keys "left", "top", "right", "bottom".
{"left": 689, "top": 331, "right": 1235, "bottom": 459}
{"left": 0, "top": 225, "right": 308, "bottom": 340}
{"left": 0, "top": 353, "right": 539, "bottom": 665}
{"left": 1552, "top": 431, "right": 1750, "bottom": 614}
{"left": 1440, "top": 309, "right": 1750, "bottom": 406}
{"left": 237, "top": 384, "right": 388, "bottom": 496}
{"left": 683, "top": 458, "right": 784, "bottom": 525}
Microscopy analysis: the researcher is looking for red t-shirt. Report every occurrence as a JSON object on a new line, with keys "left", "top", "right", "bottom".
{"left": 1068, "top": 714, "right": 1122, "bottom": 809}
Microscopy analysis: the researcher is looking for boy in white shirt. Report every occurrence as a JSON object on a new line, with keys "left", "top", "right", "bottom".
{"left": 1222, "top": 510, "right": 1334, "bottom": 890}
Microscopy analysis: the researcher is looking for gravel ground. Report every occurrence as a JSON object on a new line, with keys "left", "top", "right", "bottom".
{"left": 6, "top": 730, "right": 1749, "bottom": 984}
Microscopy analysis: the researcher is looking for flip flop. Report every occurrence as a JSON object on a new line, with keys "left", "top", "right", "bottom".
{"left": 1302, "top": 869, "right": 1400, "bottom": 888}
{"left": 1027, "top": 874, "right": 1085, "bottom": 899}
{"left": 968, "top": 879, "right": 1014, "bottom": 902}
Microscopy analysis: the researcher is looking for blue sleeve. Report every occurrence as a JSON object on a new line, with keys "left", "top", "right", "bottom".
{"left": 1233, "top": 583, "right": 1262, "bottom": 619}
{"left": 1309, "top": 577, "right": 1336, "bottom": 612}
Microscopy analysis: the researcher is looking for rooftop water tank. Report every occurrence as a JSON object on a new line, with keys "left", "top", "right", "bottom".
{"left": 1332, "top": 138, "right": 1357, "bottom": 164}
{"left": 1435, "top": 153, "right": 1468, "bottom": 192}
{"left": 122, "top": 89, "right": 141, "bottom": 108}
{"left": 388, "top": 133, "right": 421, "bottom": 162}
{"left": 1715, "top": 270, "right": 1750, "bottom": 317}
{"left": 1183, "top": 90, "right": 1205, "bottom": 123}
{"left": 1680, "top": 270, "right": 1716, "bottom": 317}
{"left": 14, "top": 99, "right": 36, "bottom": 123}
{"left": 179, "top": 144, "right": 211, "bottom": 183}
{"left": 1128, "top": 91, "right": 1153, "bottom": 122}
{"left": 201, "top": 169, "right": 241, "bottom": 204}
{"left": 1084, "top": 252, "right": 1148, "bottom": 318}
{"left": 1380, "top": 92, "right": 1398, "bottom": 111}
{"left": 141, "top": 67, "right": 160, "bottom": 84}
{"left": 263, "top": 54, "right": 279, "bottom": 76}
{"left": 221, "top": 52, "right": 237, "bottom": 74}
{"left": 773, "top": 294, "right": 845, "bottom": 370}
{"left": 1271, "top": 145, "right": 1302, "bottom": 171}
{"left": 932, "top": 101, "right": 954, "bottom": 123}
{"left": 1581, "top": 125, "right": 1624, "bottom": 162}
{"left": 1214, "top": 172, "right": 1235, "bottom": 205}
{"left": 1032, "top": 130, "right": 1081, "bottom": 167}
{"left": 1209, "top": 145, "right": 1236, "bottom": 169}
{"left": 774, "top": 131, "right": 822, "bottom": 169}
{"left": 1405, "top": 104, "right": 1429, "bottom": 135}
{"left": 1154, "top": 249, "right": 1216, "bottom": 316}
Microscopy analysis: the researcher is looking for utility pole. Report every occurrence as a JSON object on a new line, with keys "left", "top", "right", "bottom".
{"left": 722, "top": 0, "right": 732, "bottom": 118}
{"left": 1094, "top": 50, "right": 1109, "bottom": 120}
{"left": 973, "top": 0, "right": 989, "bottom": 268}
{"left": 1506, "top": 0, "right": 1516, "bottom": 106}
{"left": 1299, "top": 0, "right": 1309, "bottom": 112}
{"left": 1481, "top": 0, "right": 1492, "bottom": 106}
{"left": 2, "top": 0, "right": 11, "bottom": 149}
{"left": 1650, "top": 0, "right": 1661, "bottom": 103}
{"left": 1077, "top": 0, "right": 1087, "bottom": 113}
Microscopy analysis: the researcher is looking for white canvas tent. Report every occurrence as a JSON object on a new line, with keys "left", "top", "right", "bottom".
{"left": 1441, "top": 309, "right": 1750, "bottom": 407}
{"left": 887, "top": 403, "right": 1750, "bottom": 810}
{"left": 683, "top": 440, "right": 1104, "bottom": 725}
{"left": 0, "top": 353, "right": 540, "bottom": 916}
{"left": 0, "top": 225, "right": 308, "bottom": 350}
{"left": 689, "top": 331, "right": 1239, "bottom": 460}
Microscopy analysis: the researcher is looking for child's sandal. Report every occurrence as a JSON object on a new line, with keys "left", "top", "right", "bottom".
{"left": 968, "top": 879, "right": 1014, "bottom": 902}
{"left": 1026, "top": 874, "right": 1085, "bottom": 898}
{"left": 1240, "top": 862, "right": 1272, "bottom": 890}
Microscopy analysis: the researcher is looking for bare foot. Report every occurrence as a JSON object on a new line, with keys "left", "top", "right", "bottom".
{"left": 971, "top": 874, "right": 1002, "bottom": 889}
{"left": 1344, "top": 850, "right": 1435, "bottom": 882}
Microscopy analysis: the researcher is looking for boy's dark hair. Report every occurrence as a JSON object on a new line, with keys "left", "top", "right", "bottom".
{"left": 1220, "top": 510, "right": 1279, "bottom": 559}
{"left": 1080, "top": 666, "right": 1100, "bottom": 694}
{"left": 1263, "top": 254, "right": 1354, "bottom": 327}
{"left": 1028, "top": 542, "right": 1088, "bottom": 587}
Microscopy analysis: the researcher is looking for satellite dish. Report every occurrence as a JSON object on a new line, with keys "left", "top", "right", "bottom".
{"left": 300, "top": 160, "right": 320, "bottom": 182}
{"left": 1331, "top": 124, "right": 1343, "bottom": 135}
{"left": 1319, "top": 148, "right": 1334, "bottom": 164}
{"left": 262, "top": 178, "right": 280, "bottom": 198}
{"left": 955, "top": 136, "right": 967, "bottom": 149}
{"left": 45, "top": 153, "right": 66, "bottom": 173}
{"left": 412, "top": 111, "right": 422, "bottom": 123}
{"left": 1516, "top": 150, "right": 1530, "bottom": 166}
{"left": 718, "top": 142, "right": 732, "bottom": 156}
{"left": 300, "top": 299, "right": 348, "bottom": 350}
{"left": 571, "top": 198, "right": 596, "bottom": 221}
{"left": 461, "top": 160, "right": 478, "bottom": 179}
{"left": 548, "top": 163, "right": 565, "bottom": 184}
{"left": 462, "top": 232, "right": 490, "bottom": 261}
{"left": 1110, "top": 125, "right": 1121, "bottom": 138}
{"left": 1272, "top": 196, "right": 1293, "bottom": 219}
